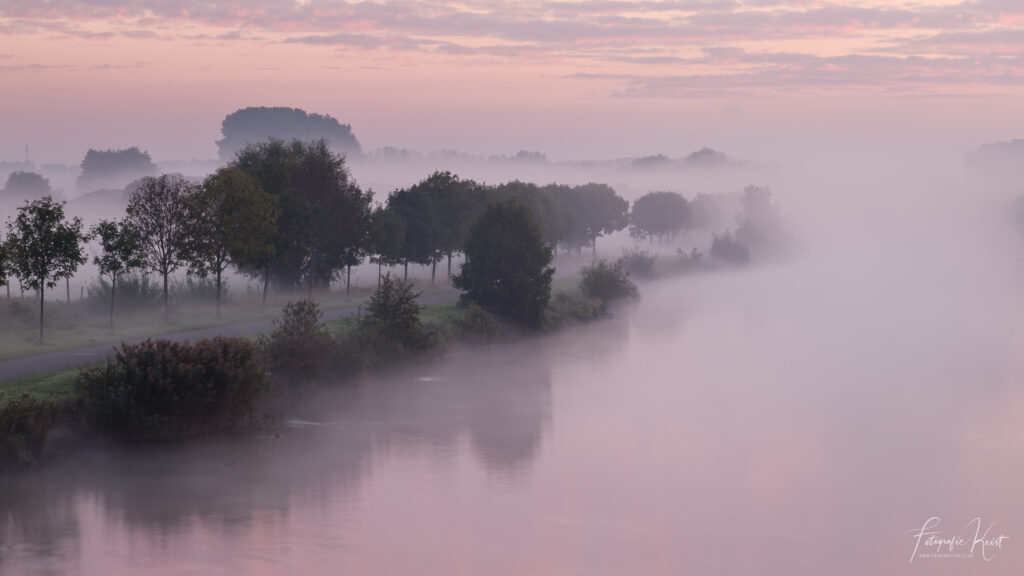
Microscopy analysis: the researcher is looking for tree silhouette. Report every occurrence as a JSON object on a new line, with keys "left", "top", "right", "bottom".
{"left": 90, "top": 218, "right": 145, "bottom": 331}
{"left": 454, "top": 200, "right": 554, "bottom": 328}
{"left": 3, "top": 171, "right": 51, "bottom": 201}
{"left": 217, "top": 107, "right": 361, "bottom": 161}
{"left": 5, "top": 197, "right": 86, "bottom": 342}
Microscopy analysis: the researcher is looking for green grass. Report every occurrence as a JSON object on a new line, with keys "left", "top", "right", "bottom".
{"left": 1, "top": 365, "right": 86, "bottom": 405}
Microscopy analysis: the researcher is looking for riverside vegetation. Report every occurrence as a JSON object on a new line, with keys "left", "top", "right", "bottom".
{"left": 0, "top": 140, "right": 788, "bottom": 471}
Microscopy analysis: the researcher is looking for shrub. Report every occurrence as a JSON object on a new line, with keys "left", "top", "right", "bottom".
{"left": 260, "top": 299, "right": 335, "bottom": 384}
{"left": 357, "top": 274, "right": 432, "bottom": 357}
{"left": 544, "top": 292, "right": 607, "bottom": 327}
{"left": 619, "top": 247, "right": 657, "bottom": 278}
{"left": 677, "top": 247, "right": 704, "bottom": 272}
{"left": 79, "top": 337, "right": 269, "bottom": 441}
{"left": 0, "top": 394, "right": 68, "bottom": 470}
{"left": 710, "top": 232, "right": 750, "bottom": 264}
{"left": 580, "top": 258, "right": 638, "bottom": 303}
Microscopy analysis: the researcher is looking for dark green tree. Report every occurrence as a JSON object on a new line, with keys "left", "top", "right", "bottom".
{"left": 190, "top": 168, "right": 279, "bottom": 315}
{"left": 232, "top": 139, "right": 371, "bottom": 296}
{"left": 359, "top": 273, "right": 426, "bottom": 351}
{"left": 90, "top": 218, "right": 145, "bottom": 331}
{"left": 387, "top": 184, "right": 441, "bottom": 282}
{"left": 5, "top": 197, "right": 87, "bottom": 342}
{"left": 453, "top": 200, "right": 554, "bottom": 328}
{"left": 413, "top": 171, "right": 480, "bottom": 282}
{"left": 126, "top": 175, "right": 198, "bottom": 321}
{"left": 368, "top": 206, "right": 406, "bottom": 286}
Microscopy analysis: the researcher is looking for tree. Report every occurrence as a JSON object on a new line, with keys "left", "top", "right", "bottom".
{"left": 409, "top": 171, "right": 480, "bottom": 283}
{"left": 217, "top": 107, "right": 361, "bottom": 161}
{"left": 5, "top": 197, "right": 86, "bottom": 342}
{"left": 567, "top": 183, "right": 629, "bottom": 255}
{"left": 359, "top": 273, "right": 426, "bottom": 350}
{"left": 232, "top": 138, "right": 371, "bottom": 296}
{"left": 126, "top": 175, "right": 198, "bottom": 321}
{"left": 77, "top": 147, "right": 157, "bottom": 193}
{"left": 190, "top": 168, "right": 279, "bottom": 315}
{"left": 387, "top": 184, "right": 441, "bottom": 282}
{"left": 368, "top": 206, "right": 406, "bottom": 286}
{"left": 453, "top": 200, "right": 554, "bottom": 328}
{"left": 736, "top": 185, "right": 783, "bottom": 250}
{"left": 3, "top": 171, "right": 51, "bottom": 200}
{"left": 90, "top": 218, "right": 145, "bottom": 331}
{"left": 0, "top": 233, "right": 10, "bottom": 297}
{"left": 630, "top": 191, "right": 690, "bottom": 244}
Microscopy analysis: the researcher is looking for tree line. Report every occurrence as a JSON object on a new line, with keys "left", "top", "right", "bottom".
{"left": 0, "top": 136, "right": 768, "bottom": 341}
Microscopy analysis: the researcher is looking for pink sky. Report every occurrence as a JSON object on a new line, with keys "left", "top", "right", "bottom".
{"left": 2, "top": 0, "right": 1023, "bottom": 163}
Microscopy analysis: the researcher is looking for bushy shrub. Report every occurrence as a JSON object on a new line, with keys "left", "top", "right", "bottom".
{"left": 0, "top": 395, "right": 68, "bottom": 470}
{"left": 79, "top": 337, "right": 269, "bottom": 441}
{"left": 172, "top": 276, "right": 224, "bottom": 305}
{"left": 544, "top": 292, "right": 607, "bottom": 326}
{"left": 451, "top": 303, "right": 516, "bottom": 342}
{"left": 358, "top": 274, "right": 429, "bottom": 354}
{"left": 710, "top": 232, "right": 750, "bottom": 264}
{"left": 260, "top": 300, "right": 335, "bottom": 384}
{"left": 619, "top": 247, "right": 657, "bottom": 278}
{"left": 579, "top": 258, "right": 638, "bottom": 303}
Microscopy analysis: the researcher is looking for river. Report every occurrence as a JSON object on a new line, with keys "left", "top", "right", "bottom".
{"left": 2, "top": 232, "right": 1024, "bottom": 574}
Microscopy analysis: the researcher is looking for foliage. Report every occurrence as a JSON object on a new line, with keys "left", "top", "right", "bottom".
{"left": 579, "top": 258, "right": 638, "bottom": 303}
{"left": 5, "top": 197, "right": 87, "bottom": 341}
{"left": 3, "top": 171, "right": 51, "bottom": 200}
{"left": 387, "top": 182, "right": 442, "bottom": 275}
{"left": 126, "top": 174, "right": 199, "bottom": 317}
{"left": 619, "top": 247, "right": 657, "bottom": 278}
{"left": 217, "top": 107, "right": 362, "bottom": 161}
{"left": 77, "top": 147, "right": 157, "bottom": 193}
{"left": 90, "top": 218, "right": 145, "bottom": 329}
{"left": 544, "top": 291, "right": 607, "bottom": 326}
{"left": 0, "top": 394, "right": 70, "bottom": 470}
{"left": 561, "top": 182, "right": 629, "bottom": 252}
{"left": 232, "top": 138, "right": 372, "bottom": 292}
{"left": 189, "top": 167, "right": 279, "bottom": 313}
{"left": 677, "top": 247, "right": 704, "bottom": 272}
{"left": 454, "top": 200, "right": 554, "bottom": 328}
{"left": 710, "top": 231, "right": 750, "bottom": 264}
{"left": 79, "top": 337, "right": 269, "bottom": 442}
{"left": 259, "top": 300, "right": 336, "bottom": 384}
{"left": 630, "top": 191, "right": 690, "bottom": 243}
{"left": 357, "top": 274, "right": 429, "bottom": 353}
{"left": 368, "top": 205, "right": 406, "bottom": 273}
{"left": 85, "top": 273, "right": 161, "bottom": 314}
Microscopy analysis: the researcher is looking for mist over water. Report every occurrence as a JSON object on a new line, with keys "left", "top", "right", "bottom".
{"left": 3, "top": 150, "right": 1023, "bottom": 574}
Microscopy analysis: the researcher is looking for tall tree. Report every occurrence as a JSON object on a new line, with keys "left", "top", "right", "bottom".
{"left": 90, "top": 218, "right": 145, "bottom": 331}
{"left": 77, "top": 147, "right": 157, "bottom": 193}
{"left": 189, "top": 168, "right": 279, "bottom": 315}
{"left": 387, "top": 185, "right": 441, "bottom": 282}
{"left": 217, "top": 107, "right": 362, "bottom": 161}
{"left": 413, "top": 171, "right": 480, "bottom": 283}
{"left": 630, "top": 191, "right": 690, "bottom": 244}
{"left": 233, "top": 138, "right": 371, "bottom": 297}
{"left": 368, "top": 206, "right": 406, "bottom": 287}
{"left": 564, "top": 183, "right": 629, "bottom": 255}
{"left": 5, "top": 197, "right": 86, "bottom": 342}
{"left": 453, "top": 200, "right": 554, "bottom": 328}
{"left": 126, "top": 175, "right": 197, "bottom": 321}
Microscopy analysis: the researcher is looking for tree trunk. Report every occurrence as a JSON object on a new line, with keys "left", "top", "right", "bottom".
{"left": 447, "top": 253, "right": 452, "bottom": 282}
{"left": 431, "top": 259, "right": 437, "bottom": 285}
{"left": 346, "top": 264, "right": 352, "bottom": 298}
{"left": 262, "top": 263, "right": 270, "bottom": 307}
{"left": 39, "top": 283, "right": 44, "bottom": 343}
{"left": 377, "top": 260, "right": 382, "bottom": 287}
{"left": 66, "top": 277, "right": 70, "bottom": 303}
{"left": 403, "top": 260, "right": 408, "bottom": 282}
{"left": 109, "top": 275, "right": 116, "bottom": 333}
{"left": 216, "top": 267, "right": 222, "bottom": 317}
{"left": 162, "top": 271, "right": 169, "bottom": 323}
{"left": 592, "top": 237, "right": 597, "bottom": 257}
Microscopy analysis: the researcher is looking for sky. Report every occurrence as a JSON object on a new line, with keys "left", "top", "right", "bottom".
{"left": 1, "top": 0, "right": 1023, "bottom": 163}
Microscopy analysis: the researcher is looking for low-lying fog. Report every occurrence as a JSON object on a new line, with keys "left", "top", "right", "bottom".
{"left": 3, "top": 145, "right": 1023, "bottom": 574}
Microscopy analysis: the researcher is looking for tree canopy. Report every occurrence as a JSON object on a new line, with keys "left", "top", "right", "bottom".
{"left": 453, "top": 200, "right": 554, "bottom": 328}
{"left": 5, "top": 197, "right": 87, "bottom": 341}
{"left": 630, "top": 191, "right": 690, "bottom": 243}
{"left": 3, "top": 171, "right": 52, "bottom": 201}
{"left": 217, "top": 107, "right": 362, "bottom": 161}
{"left": 77, "top": 147, "right": 157, "bottom": 193}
